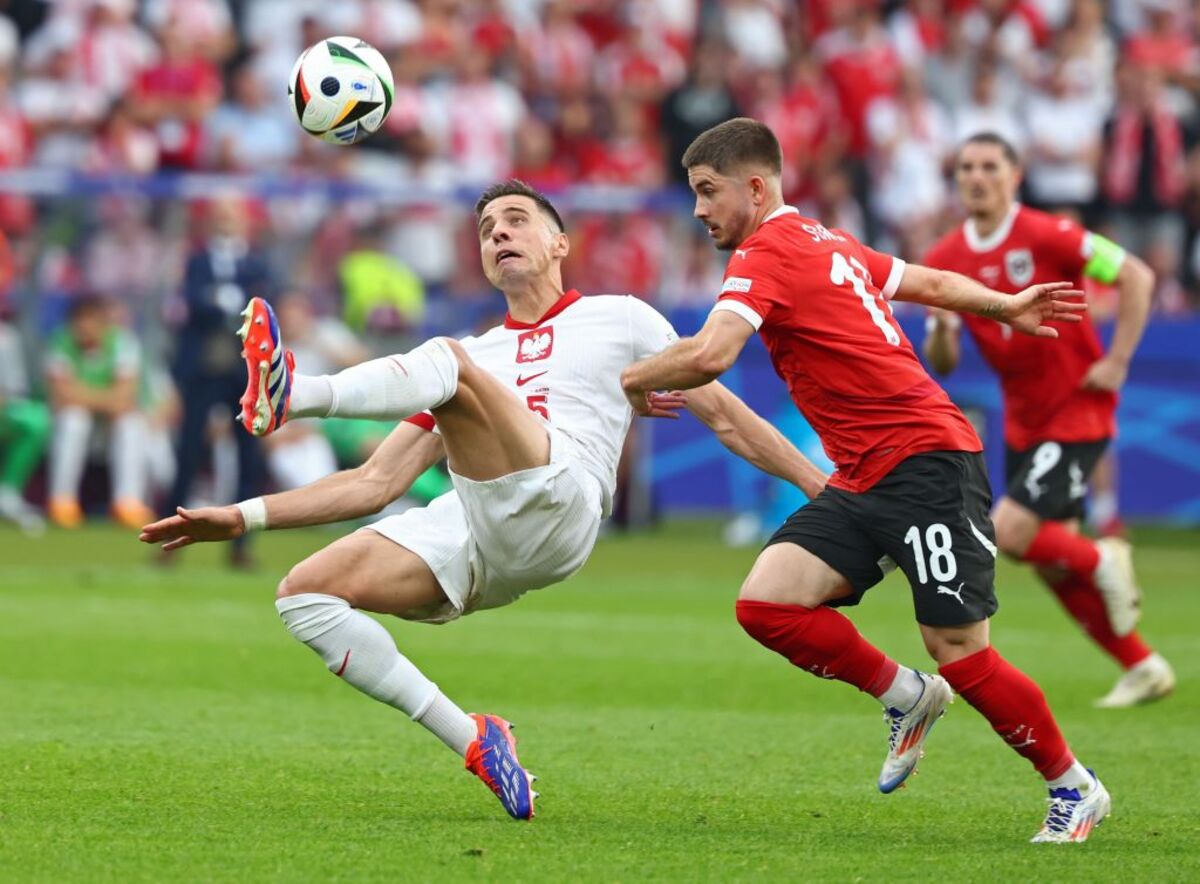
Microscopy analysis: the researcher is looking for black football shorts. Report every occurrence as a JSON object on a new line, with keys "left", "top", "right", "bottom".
{"left": 1004, "top": 438, "right": 1109, "bottom": 522}
{"left": 765, "top": 451, "right": 999, "bottom": 627}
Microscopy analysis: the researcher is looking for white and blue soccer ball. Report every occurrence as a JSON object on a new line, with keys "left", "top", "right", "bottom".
{"left": 288, "top": 36, "right": 394, "bottom": 145}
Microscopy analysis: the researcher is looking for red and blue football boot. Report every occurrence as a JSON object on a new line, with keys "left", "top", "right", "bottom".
{"left": 464, "top": 713, "right": 538, "bottom": 820}
{"left": 237, "top": 297, "right": 294, "bottom": 436}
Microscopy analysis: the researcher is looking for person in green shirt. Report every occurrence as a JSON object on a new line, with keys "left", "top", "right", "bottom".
{"left": 45, "top": 295, "right": 151, "bottom": 530}
{"left": 0, "top": 319, "right": 49, "bottom": 533}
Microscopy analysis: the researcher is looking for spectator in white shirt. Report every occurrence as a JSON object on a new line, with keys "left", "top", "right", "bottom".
{"left": 1025, "top": 58, "right": 1103, "bottom": 215}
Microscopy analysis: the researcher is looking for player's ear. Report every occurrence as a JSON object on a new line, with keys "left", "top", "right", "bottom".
{"left": 748, "top": 173, "right": 771, "bottom": 206}
{"left": 552, "top": 231, "right": 570, "bottom": 259}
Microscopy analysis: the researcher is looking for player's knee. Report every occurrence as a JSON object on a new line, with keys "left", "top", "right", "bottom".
{"left": 277, "top": 556, "right": 345, "bottom": 602}
{"left": 921, "top": 624, "right": 988, "bottom": 665}
{"left": 735, "top": 596, "right": 810, "bottom": 645}
{"left": 438, "top": 337, "right": 473, "bottom": 373}
{"left": 992, "top": 514, "right": 1033, "bottom": 558}
{"left": 436, "top": 336, "right": 484, "bottom": 391}
{"left": 991, "top": 499, "right": 1039, "bottom": 558}
{"left": 735, "top": 598, "right": 773, "bottom": 643}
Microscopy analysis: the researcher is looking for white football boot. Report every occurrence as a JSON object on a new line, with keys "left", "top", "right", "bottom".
{"left": 1094, "top": 653, "right": 1176, "bottom": 708}
{"left": 1031, "top": 770, "right": 1111, "bottom": 843}
{"left": 1093, "top": 537, "right": 1141, "bottom": 637}
{"left": 878, "top": 672, "right": 954, "bottom": 793}
{"left": 0, "top": 486, "right": 44, "bottom": 535}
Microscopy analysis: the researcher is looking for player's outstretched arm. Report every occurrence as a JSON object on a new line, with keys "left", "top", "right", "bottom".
{"left": 686, "top": 382, "right": 828, "bottom": 499}
{"left": 922, "top": 308, "right": 962, "bottom": 375}
{"left": 620, "top": 311, "right": 755, "bottom": 415}
{"left": 895, "top": 264, "right": 1086, "bottom": 338}
{"left": 140, "top": 422, "right": 445, "bottom": 550}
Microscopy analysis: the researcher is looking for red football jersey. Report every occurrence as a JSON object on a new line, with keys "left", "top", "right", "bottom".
{"left": 923, "top": 204, "right": 1115, "bottom": 450}
{"left": 715, "top": 207, "right": 980, "bottom": 493}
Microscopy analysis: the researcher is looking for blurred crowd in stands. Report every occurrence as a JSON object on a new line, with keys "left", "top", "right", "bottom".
{"left": 0, "top": 0, "right": 1198, "bottom": 543}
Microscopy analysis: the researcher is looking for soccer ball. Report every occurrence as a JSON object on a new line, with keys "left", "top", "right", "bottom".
{"left": 288, "top": 36, "right": 394, "bottom": 145}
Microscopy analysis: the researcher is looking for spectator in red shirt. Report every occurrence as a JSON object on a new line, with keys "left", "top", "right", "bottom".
{"left": 130, "top": 18, "right": 221, "bottom": 169}
{"left": 751, "top": 52, "right": 842, "bottom": 205}
{"left": 85, "top": 95, "right": 160, "bottom": 174}
{"left": 817, "top": 4, "right": 902, "bottom": 240}
{"left": 469, "top": 0, "right": 518, "bottom": 67}
{"left": 519, "top": 0, "right": 596, "bottom": 101}
{"left": 0, "top": 64, "right": 34, "bottom": 234}
{"left": 570, "top": 212, "right": 664, "bottom": 299}
{"left": 585, "top": 97, "right": 664, "bottom": 188}
{"left": 510, "top": 117, "right": 574, "bottom": 191}
{"left": 595, "top": 19, "right": 686, "bottom": 105}
{"left": 817, "top": 3, "right": 902, "bottom": 160}
{"left": 1123, "top": 0, "right": 1198, "bottom": 94}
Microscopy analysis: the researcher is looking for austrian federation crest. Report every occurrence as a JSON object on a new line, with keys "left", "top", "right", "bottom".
{"left": 1005, "top": 248, "right": 1034, "bottom": 287}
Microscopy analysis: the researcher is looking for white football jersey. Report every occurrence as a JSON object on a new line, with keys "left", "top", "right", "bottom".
{"left": 447, "top": 291, "right": 677, "bottom": 514}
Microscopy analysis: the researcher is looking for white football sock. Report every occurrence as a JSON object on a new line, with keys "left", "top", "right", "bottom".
{"left": 289, "top": 338, "right": 459, "bottom": 421}
{"left": 109, "top": 412, "right": 147, "bottom": 502}
{"left": 1089, "top": 491, "right": 1118, "bottom": 528}
{"left": 49, "top": 406, "right": 92, "bottom": 499}
{"left": 275, "top": 592, "right": 476, "bottom": 756}
{"left": 1046, "top": 760, "right": 1093, "bottom": 793}
{"left": 878, "top": 666, "right": 925, "bottom": 713}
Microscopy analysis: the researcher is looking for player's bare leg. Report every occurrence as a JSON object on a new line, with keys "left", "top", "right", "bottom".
{"left": 734, "top": 544, "right": 952, "bottom": 793}
{"left": 993, "top": 499, "right": 1172, "bottom": 706}
{"left": 243, "top": 297, "right": 552, "bottom": 480}
{"left": 275, "top": 530, "right": 538, "bottom": 819}
{"left": 427, "top": 338, "right": 550, "bottom": 480}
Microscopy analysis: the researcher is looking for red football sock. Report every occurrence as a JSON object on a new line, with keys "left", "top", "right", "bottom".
{"left": 939, "top": 646, "right": 1074, "bottom": 780}
{"left": 1045, "top": 572, "right": 1153, "bottom": 669}
{"left": 1022, "top": 521, "right": 1100, "bottom": 575}
{"left": 735, "top": 599, "right": 898, "bottom": 696}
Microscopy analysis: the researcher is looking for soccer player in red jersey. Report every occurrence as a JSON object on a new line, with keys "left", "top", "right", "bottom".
{"left": 924, "top": 133, "right": 1175, "bottom": 709}
{"left": 621, "top": 118, "right": 1108, "bottom": 843}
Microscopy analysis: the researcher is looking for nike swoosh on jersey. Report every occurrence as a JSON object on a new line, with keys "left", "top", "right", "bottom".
{"left": 516, "top": 371, "right": 548, "bottom": 386}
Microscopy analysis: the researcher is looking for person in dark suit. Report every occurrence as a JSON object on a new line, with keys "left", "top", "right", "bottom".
{"left": 165, "top": 195, "right": 271, "bottom": 567}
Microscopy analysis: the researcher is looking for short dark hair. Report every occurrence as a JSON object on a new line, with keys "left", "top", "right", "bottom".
{"left": 474, "top": 179, "right": 565, "bottom": 233}
{"left": 960, "top": 131, "right": 1021, "bottom": 166}
{"left": 681, "top": 117, "right": 782, "bottom": 177}
{"left": 68, "top": 294, "right": 107, "bottom": 320}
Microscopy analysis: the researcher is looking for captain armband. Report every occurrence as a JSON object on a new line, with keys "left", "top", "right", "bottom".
{"left": 1082, "top": 233, "right": 1126, "bottom": 285}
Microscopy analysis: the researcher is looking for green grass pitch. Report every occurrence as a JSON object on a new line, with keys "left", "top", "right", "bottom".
{"left": 1, "top": 521, "right": 1198, "bottom": 881}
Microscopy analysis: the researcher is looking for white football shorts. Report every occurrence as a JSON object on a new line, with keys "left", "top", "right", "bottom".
{"left": 365, "top": 428, "right": 603, "bottom": 624}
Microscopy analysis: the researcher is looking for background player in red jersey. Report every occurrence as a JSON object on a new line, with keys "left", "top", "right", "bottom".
{"left": 924, "top": 133, "right": 1175, "bottom": 709}
{"left": 621, "top": 118, "right": 1109, "bottom": 843}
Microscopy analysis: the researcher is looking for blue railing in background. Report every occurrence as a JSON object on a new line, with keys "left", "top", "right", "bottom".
{"left": 0, "top": 169, "right": 696, "bottom": 212}
{"left": 651, "top": 312, "right": 1200, "bottom": 524}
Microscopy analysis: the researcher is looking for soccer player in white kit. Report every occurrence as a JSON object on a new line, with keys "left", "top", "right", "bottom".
{"left": 141, "top": 181, "right": 828, "bottom": 821}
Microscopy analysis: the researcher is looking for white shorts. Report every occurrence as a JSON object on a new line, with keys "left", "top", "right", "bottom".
{"left": 365, "top": 429, "right": 603, "bottom": 624}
